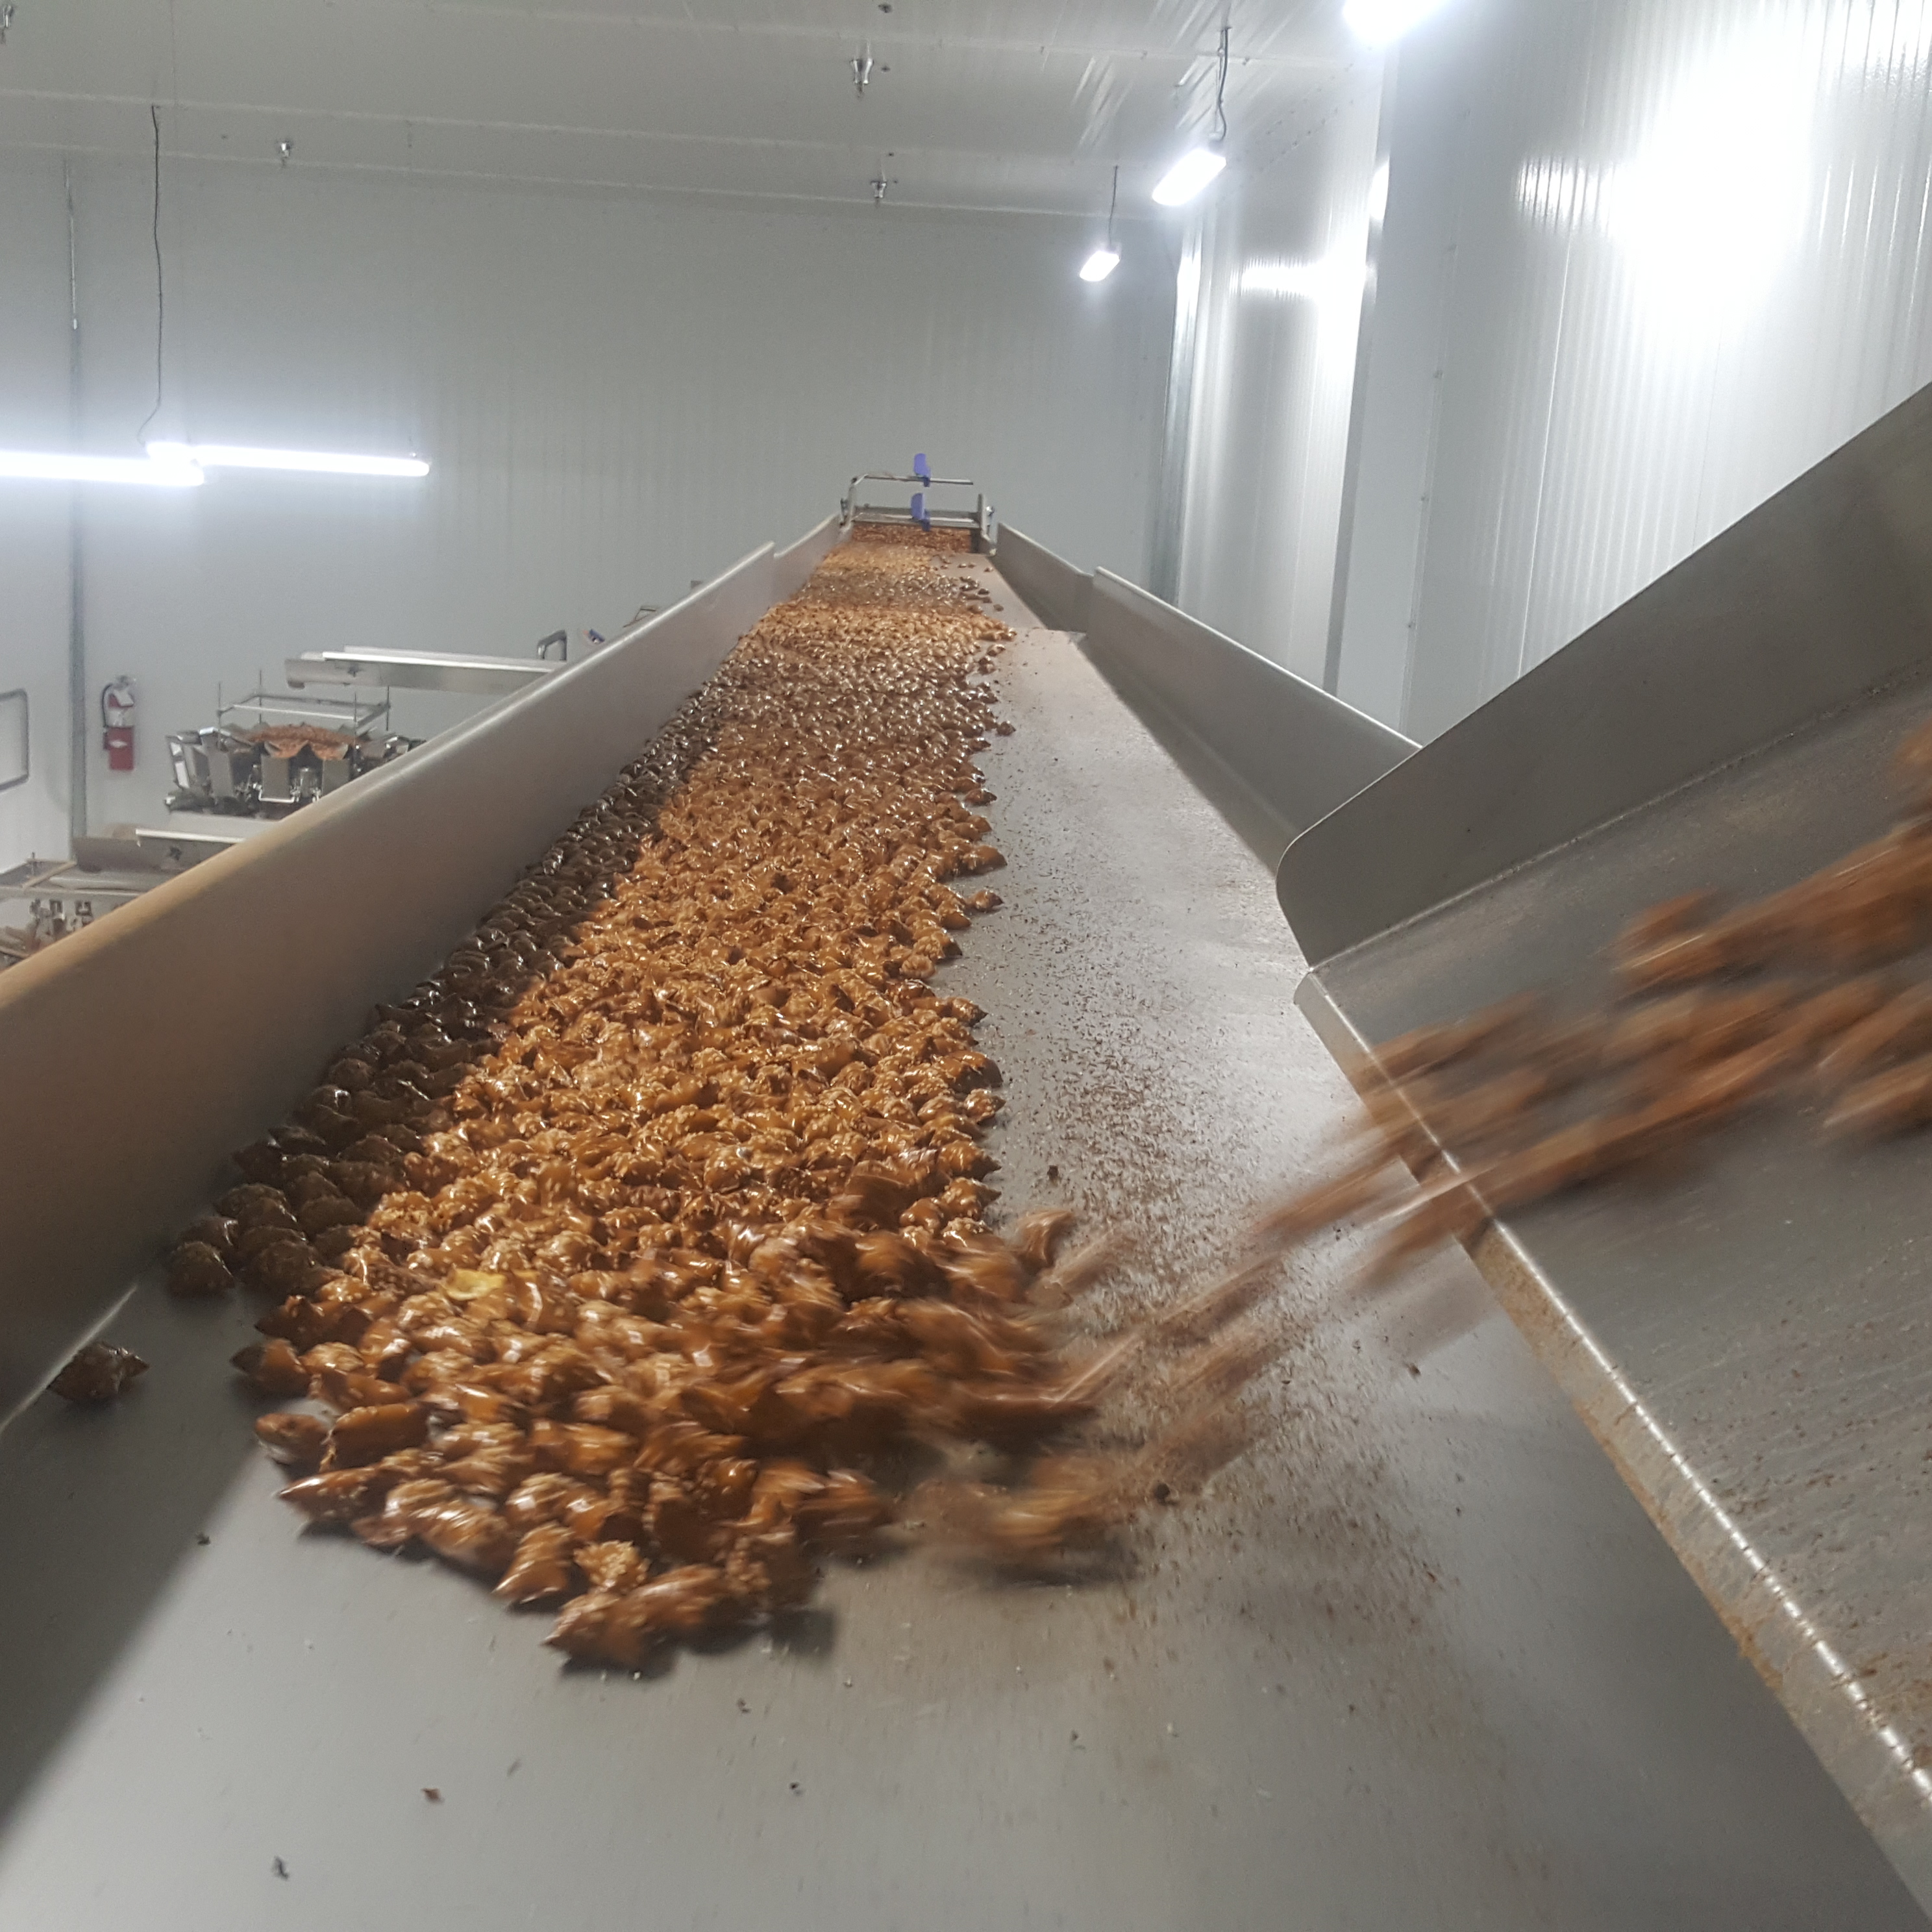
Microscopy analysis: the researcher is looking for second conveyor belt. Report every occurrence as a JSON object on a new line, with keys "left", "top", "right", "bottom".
{"left": 0, "top": 552, "right": 1918, "bottom": 1929}
{"left": 1278, "top": 378, "right": 1932, "bottom": 1916}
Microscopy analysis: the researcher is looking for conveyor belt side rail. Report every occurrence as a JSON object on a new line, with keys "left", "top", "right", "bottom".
{"left": 995, "top": 525, "right": 1414, "bottom": 862}
{"left": 0, "top": 535, "right": 810, "bottom": 1428}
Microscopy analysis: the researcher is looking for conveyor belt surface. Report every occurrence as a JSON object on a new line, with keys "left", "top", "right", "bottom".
{"left": 0, "top": 565, "right": 1920, "bottom": 1929}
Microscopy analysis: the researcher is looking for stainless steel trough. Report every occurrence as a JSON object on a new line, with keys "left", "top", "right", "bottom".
{"left": 1279, "top": 380, "right": 1932, "bottom": 1914}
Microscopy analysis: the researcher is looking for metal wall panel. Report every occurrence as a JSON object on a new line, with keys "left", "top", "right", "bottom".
{"left": 0, "top": 152, "right": 80, "bottom": 871}
{"left": 1085, "top": 566, "right": 1415, "bottom": 843}
{"left": 0, "top": 150, "right": 1173, "bottom": 846}
{"left": 772, "top": 514, "right": 845, "bottom": 599}
{"left": 1164, "top": 66, "right": 1385, "bottom": 686}
{"left": 993, "top": 521, "right": 1095, "bottom": 631}
{"left": 1336, "top": 0, "right": 1932, "bottom": 740}
{"left": 1283, "top": 377, "right": 1932, "bottom": 965}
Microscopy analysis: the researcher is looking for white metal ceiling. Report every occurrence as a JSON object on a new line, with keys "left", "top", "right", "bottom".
{"left": 0, "top": 0, "right": 1359, "bottom": 216}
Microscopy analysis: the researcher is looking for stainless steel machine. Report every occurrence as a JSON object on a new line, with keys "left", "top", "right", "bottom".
{"left": 169, "top": 626, "right": 587, "bottom": 823}
{"left": 166, "top": 687, "right": 415, "bottom": 819}
{"left": 0, "top": 827, "right": 249, "bottom": 970}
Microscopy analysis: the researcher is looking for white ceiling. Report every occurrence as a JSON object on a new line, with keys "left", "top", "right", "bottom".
{"left": 0, "top": 1, "right": 1367, "bottom": 218}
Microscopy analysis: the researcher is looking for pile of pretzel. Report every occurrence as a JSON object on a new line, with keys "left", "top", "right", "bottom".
{"left": 129, "top": 536, "right": 1932, "bottom": 1663}
{"left": 1253, "top": 713, "right": 1932, "bottom": 1288}
{"left": 147, "top": 531, "right": 1259, "bottom": 1666}
{"left": 246, "top": 723, "right": 362, "bottom": 762}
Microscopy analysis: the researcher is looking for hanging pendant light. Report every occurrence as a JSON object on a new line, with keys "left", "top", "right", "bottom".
{"left": 1152, "top": 24, "right": 1231, "bottom": 208}
{"left": 1080, "top": 165, "right": 1122, "bottom": 279}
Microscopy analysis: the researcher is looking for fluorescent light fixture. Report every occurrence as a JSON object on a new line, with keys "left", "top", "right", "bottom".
{"left": 1079, "top": 247, "right": 1121, "bottom": 282}
{"left": 147, "top": 441, "right": 430, "bottom": 478}
{"left": 1343, "top": 0, "right": 1454, "bottom": 47}
{"left": 0, "top": 449, "right": 204, "bottom": 487}
{"left": 1152, "top": 146, "right": 1226, "bottom": 206}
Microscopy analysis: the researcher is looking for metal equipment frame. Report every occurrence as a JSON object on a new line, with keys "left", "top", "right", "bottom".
{"left": 284, "top": 650, "right": 560, "bottom": 696}
{"left": 841, "top": 470, "right": 995, "bottom": 544}
{"left": 216, "top": 687, "right": 391, "bottom": 735}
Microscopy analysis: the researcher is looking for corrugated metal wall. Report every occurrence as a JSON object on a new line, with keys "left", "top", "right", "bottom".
{"left": 0, "top": 152, "right": 1172, "bottom": 848}
{"left": 1171, "top": 0, "right": 1932, "bottom": 743}
{"left": 1160, "top": 64, "right": 1385, "bottom": 686}
{"left": 1343, "top": 0, "right": 1932, "bottom": 739}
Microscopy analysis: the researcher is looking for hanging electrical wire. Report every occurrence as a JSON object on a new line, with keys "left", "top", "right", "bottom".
{"left": 1150, "top": 23, "right": 1232, "bottom": 207}
{"left": 134, "top": 105, "right": 166, "bottom": 443}
{"left": 1213, "top": 21, "right": 1230, "bottom": 146}
{"left": 1151, "top": 147, "right": 1221, "bottom": 204}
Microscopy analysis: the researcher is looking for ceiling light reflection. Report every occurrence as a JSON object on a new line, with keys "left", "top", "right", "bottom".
{"left": 1515, "top": 30, "right": 1815, "bottom": 340}
{"left": 1343, "top": 0, "right": 1455, "bottom": 48}
{"left": 1239, "top": 257, "right": 1367, "bottom": 303}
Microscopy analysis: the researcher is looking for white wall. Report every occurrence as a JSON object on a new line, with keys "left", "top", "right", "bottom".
{"left": 1341, "top": 0, "right": 1932, "bottom": 737}
{"left": 1158, "top": 67, "right": 1384, "bottom": 687}
{"left": 0, "top": 156, "right": 78, "bottom": 869}
{"left": 0, "top": 151, "right": 1172, "bottom": 849}
{"left": 1165, "top": 0, "right": 1932, "bottom": 743}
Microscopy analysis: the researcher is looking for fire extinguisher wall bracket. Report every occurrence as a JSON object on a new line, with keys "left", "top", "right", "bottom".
{"left": 101, "top": 676, "right": 137, "bottom": 774}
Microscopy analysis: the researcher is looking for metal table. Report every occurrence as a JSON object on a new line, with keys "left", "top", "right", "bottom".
{"left": 0, "top": 567, "right": 1917, "bottom": 1929}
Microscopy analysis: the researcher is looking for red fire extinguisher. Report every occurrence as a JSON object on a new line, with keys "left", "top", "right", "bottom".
{"left": 101, "top": 676, "right": 137, "bottom": 773}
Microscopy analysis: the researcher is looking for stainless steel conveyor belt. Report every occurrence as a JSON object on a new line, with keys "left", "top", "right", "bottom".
{"left": 1281, "top": 380, "right": 1932, "bottom": 1915}
{"left": 0, "top": 548, "right": 1918, "bottom": 1928}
